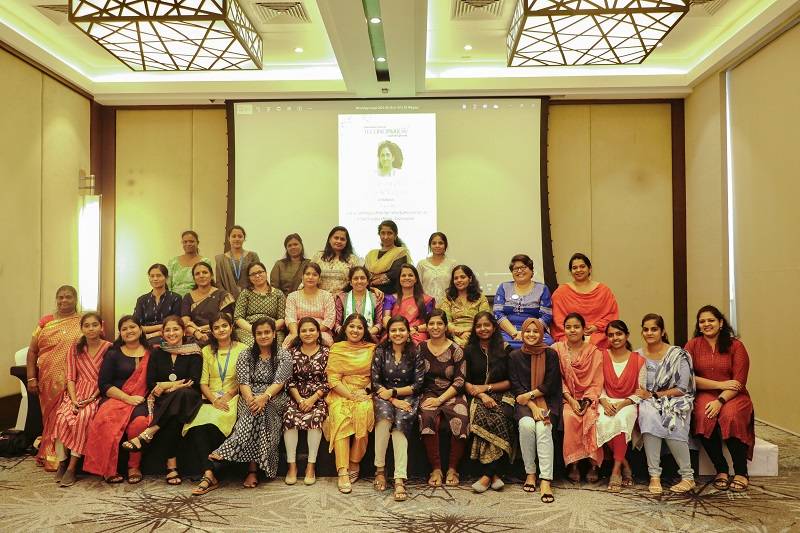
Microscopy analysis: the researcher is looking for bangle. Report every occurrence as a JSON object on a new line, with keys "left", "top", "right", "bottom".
{"left": 717, "top": 396, "right": 727, "bottom": 405}
{"left": 487, "top": 384, "right": 493, "bottom": 393}
{"left": 26, "top": 377, "right": 37, "bottom": 382}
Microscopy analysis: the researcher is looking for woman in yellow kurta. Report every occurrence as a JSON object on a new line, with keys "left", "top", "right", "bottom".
{"left": 323, "top": 313, "right": 376, "bottom": 494}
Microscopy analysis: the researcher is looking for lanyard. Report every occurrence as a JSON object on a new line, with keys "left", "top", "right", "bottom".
{"left": 231, "top": 256, "right": 243, "bottom": 280}
{"left": 216, "top": 346, "right": 233, "bottom": 386}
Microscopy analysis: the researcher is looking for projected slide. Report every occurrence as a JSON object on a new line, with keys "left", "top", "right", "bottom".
{"left": 338, "top": 113, "right": 436, "bottom": 262}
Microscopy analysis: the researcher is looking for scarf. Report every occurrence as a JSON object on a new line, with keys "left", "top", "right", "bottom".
{"left": 602, "top": 350, "right": 644, "bottom": 399}
{"left": 520, "top": 318, "right": 549, "bottom": 416}
{"left": 344, "top": 290, "right": 375, "bottom": 327}
{"left": 649, "top": 345, "right": 696, "bottom": 432}
{"left": 364, "top": 246, "right": 409, "bottom": 274}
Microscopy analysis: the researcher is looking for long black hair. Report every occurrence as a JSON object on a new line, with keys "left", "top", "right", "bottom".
{"left": 337, "top": 313, "right": 373, "bottom": 343}
{"left": 641, "top": 313, "right": 669, "bottom": 344}
{"left": 425, "top": 308, "right": 453, "bottom": 341}
{"left": 75, "top": 311, "right": 104, "bottom": 354}
{"left": 113, "top": 315, "right": 148, "bottom": 348}
{"left": 208, "top": 312, "right": 237, "bottom": 354}
{"left": 605, "top": 319, "right": 633, "bottom": 351}
{"left": 249, "top": 316, "right": 279, "bottom": 373}
{"left": 321, "top": 226, "right": 355, "bottom": 262}
{"left": 291, "top": 316, "right": 321, "bottom": 350}
{"left": 394, "top": 264, "right": 428, "bottom": 321}
{"left": 378, "top": 220, "right": 405, "bottom": 247}
{"left": 693, "top": 305, "right": 736, "bottom": 354}
{"left": 466, "top": 311, "right": 505, "bottom": 358}
{"left": 445, "top": 264, "right": 482, "bottom": 302}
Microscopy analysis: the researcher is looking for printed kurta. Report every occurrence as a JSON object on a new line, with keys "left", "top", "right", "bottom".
{"left": 233, "top": 287, "right": 286, "bottom": 347}
{"left": 440, "top": 295, "right": 491, "bottom": 347}
{"left": 311, "top": 251, "right": 363, "bottom": 294}
{"left": 167, "top": 256, "right": 211, "bottom": 297}
{"left": 285, "top": 289, "right": 336, "bottom": 346}
{"left": 323, "top": 341, "right": 376, "bottom": 450}
{"left": 493, "top": 281, "right": 553, "bottom": 348}
{"left": 284, "top": 346, "right": 330, "bottom": 430}
{"left": 334, "top": 289, "right": 384, "bottom": 336}
{"left": 418, "top": 342, "right": 469, "bottom": 439}
{"left": 371, "top": 344, "right": 425, "bottom": 436}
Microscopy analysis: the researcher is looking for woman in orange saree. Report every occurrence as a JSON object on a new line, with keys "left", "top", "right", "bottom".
{"left": 26, "top": 285, "right": 82, "bottom": 471}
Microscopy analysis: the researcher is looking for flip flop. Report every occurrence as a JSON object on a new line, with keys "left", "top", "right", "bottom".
{"left": 445, "top": 470, "right": 460, "bottom": 487}
{"left": 428, "top": 469, "right": 443, "bottom": 487}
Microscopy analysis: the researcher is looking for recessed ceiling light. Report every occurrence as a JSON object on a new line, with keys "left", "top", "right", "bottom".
{"left": 376, "top": 57, "right": 386, "bottom": 62}
{"left": 370, "top": 17, "right": 381, "bottom": 24}
{"left": 464, "top": 44, "right": 473, "bottom": 51}
{"left": 294, "top": 47, "right": 304, "bottom": 53}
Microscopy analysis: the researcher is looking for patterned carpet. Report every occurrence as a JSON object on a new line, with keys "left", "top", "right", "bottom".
{"left": 1, "top": 421, "right": 798, "bottom": 533}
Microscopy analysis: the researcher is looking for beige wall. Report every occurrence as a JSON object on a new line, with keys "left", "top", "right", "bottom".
{"left": 548, "top": 104, "right": 675, "bottom": 343}
{"left": 0, "top": 49, "right": 90, "bottom": 397}
{"left": 115, "top": 109, "right": 227, "bottom": 321}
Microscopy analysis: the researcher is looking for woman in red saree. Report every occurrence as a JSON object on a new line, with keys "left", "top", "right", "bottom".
{"left": 83, "top": 316, "right": 151, "bottom": 483}
{"left": 551, "top": 253, "right": 619, "bottom": 350}
{"left": 26, "top": 285, "right": 82, "bottom": 471}
{"left": 554, "top": 312, "right": 603, "bottom": 482}
{"left": 382, "top": 264, "right": 435, "bottom": 345}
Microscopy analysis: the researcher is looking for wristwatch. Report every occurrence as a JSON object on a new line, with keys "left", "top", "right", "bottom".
{"left": 717, "top": 396, "right": 727, "bottom": 404}
{"left": 391, "top": 388, "right": 398, "bottom": 398}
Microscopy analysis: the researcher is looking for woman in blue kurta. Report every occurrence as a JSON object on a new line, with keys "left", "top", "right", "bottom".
{"left": 493, "top": 254, "right": 553, "bottom": 349}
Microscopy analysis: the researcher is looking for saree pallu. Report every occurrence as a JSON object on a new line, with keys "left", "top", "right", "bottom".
{"left": 182, "top": 289, "right": 236, "bottom": 346}
{"left": 469, "top": 392, "right": 517, "bottom": 464}
{"left": 33, "top": 314, "right": 82, "bottom": 470}
{"left": 323, "top": 341, "right": 376, "bottom": 450}
{"left": 83, "top": 353, "right": 150, "bottom": 478}
{"left": 386, "top": 294, "right": 435, "bottom": 345}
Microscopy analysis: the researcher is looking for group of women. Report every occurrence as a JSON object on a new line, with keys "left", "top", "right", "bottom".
{"left": 24, "top": 221, "right": 754, "bottom": 504}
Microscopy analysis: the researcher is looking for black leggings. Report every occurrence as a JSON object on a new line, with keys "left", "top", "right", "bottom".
{"left": 188, "top": 424, "right": 225, "bottom": 472}
{"left": 699, "top": 424, "right": 748, "bottom": 477}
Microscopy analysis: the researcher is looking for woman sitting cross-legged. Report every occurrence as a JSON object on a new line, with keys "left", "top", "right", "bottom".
{"left": 208, "top": 317, "right": 292, "bottom": 488}
{"left": 509, "top": 318, "right": 561, "bottom": 504}
{"left": 121, "top": 315, "right": 203, "bottom": 486}
{"left": 371, "top": 316, "right": 425, "bottom": 502}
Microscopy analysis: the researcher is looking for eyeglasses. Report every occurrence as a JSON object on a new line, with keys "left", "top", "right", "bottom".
{"left": 249, "top": 270, "right": 267, "bottom": 277}
{"left": 511, "top": 266, "right": 530, "bottom": 272}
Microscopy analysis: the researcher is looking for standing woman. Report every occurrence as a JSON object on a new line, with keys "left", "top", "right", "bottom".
{"left": 551, "top": 253, "right": 619, "bottom": 350}
{"left": 371, "top": 316, "right": 425, "bottom": 501}
{"left": 311, "top": 226, "right": 363, "bottom": 294}
{"left": 51, "top": 312, "right": 112, "bottom": 487}
{"left": 637, "top": 313, "right": 696, "bottom": 494}
{"left": 417, "top": 232, "right": 457, "bottom": 305}
{"left": 553, "top": 313, "right": 603, "bottom": 483}
{"left": 493, "top": 254, "right": 553, "bottom": 349}
{"left": 284, "top": 262, "right": 336, "bottom": 347}
{"left": 418, "top": 309, "right": 469, "bottom": 488}
{"left": 440, "top": 265, "right": 491, "bottom": 347}
{"left": 382, "top": 264, "right": 435, "bottom": 345}
{"left": 134, "top": 264, "right": 182, "bottom": 345}
{"left": 365, "top": 220, "right": 411, "bottom": 295}
{"left": 181, "top": 262, "right": 235, "bottom": 347}
{"left": 83, "top": 316, "right": 151, "bottom": 483}
{"left": 167, "top": 230, "right": 210, "bottom": 297}
{"left": 509, "top": 318, "right": 562, "bottom": 503}
{"left": 685, "top": 305, "right": 753, "bottom": 493}
{"left": 464, "top": 312, "right": 516, "bottom": 493}
{"left": 595, "top": 320, "right": 645, "bottom": 492}
{"left": 234, "top": 262, "right": 286, "bottom": 347}
{"left": 186, "top": 313, "right": 246, "bottom": 495}
{"left": 26, "top": 285, "right": 82, "bottom": 471}
{"left": 283, "top": 317, "right": 329, "bottom": 486}
{"left": 270, "top": 233, "right": 310, "bottom": 296}
{"left": 121, "top": 316, "right": 203, "bottom": 486}
{"left": 215, "top": 225, "right": 260, "bottom": 299}
{"left": 210, "top": 317, "right": 291, "bottom": 487}
{"left": 323, "top": 314, "right": 377, "bottom": 494}
{"left": 334, "top": 266, "right": 384, "bottom": 340}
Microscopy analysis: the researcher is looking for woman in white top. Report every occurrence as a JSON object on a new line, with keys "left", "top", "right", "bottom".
{"left": 416, "top": 232, "right": 456, "bottom": 305}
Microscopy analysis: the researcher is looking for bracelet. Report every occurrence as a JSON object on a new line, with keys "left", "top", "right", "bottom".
{"left": 265, "top": 393, "right": 273, "bottom": 401}
{"left": 26, "top": 377, "right": 37, "bottom": 382}
{"left": 717, "top": 396, "right": 727, "bottom": 405}
{"left": 487, "top": 384, "right": 493, "bottom": 393}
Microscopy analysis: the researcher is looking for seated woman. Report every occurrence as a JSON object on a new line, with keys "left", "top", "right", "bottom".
{"left": 416, "top": 232, "right": 457, "bottom": 305}
{"left": 371, "top": 316, "right": 424, "bottom": 502}
{"left": 323, "top": 314, "right": 377, "bottom": 494}
{"left": 270, "top": 233, "right": 310, "bottom": 296}
{"left": 551, "top": 253, "right": 619, "bottom": 350}
{"left": 181, "top": 262, "right": 235, "bottom": 347}
{"left": 185, "top": 313, "right": 246, "bottom": 496}
{"left": 365, "top": 220, "right": 411, "bottom": 295}
{"left": 26, "top": 285, "right": 82, "bottom": 471}
{"left": 553, "top": 313, "right": 603, "bottom": 483}
{"left": 284, "top": 262, "right": 336, "bottom": 347}
{"left": 334, "top": 266, "right": 384, "bottom": 340}
{"left": 209, "top": 317, "right": 292, "bottom": 488}
{"left": 509, "top": 318, "right": 561, "bottom": 504}
{"left": 440, "top": 265, "right": 490, "bottom": 347}
{"left": 637, "top": 313, "right": 696, "bottom": 494}
{"left": 284, "top": 317, "right": 329, "bottom": 486}
{"left": 121, "top": 316, "right": 203, "bottom": 486}
{"left": 383, "top": 264, "right": 435, "bottom": 345}
{"left": 234, "top": 262, "right": 286, "bottom": 348}
{"left": 215, "top": 225, "right": 260, "bottom": 299}
{"left": 167, "top": 230, "right": 211, "bottom": 297}
{"left": 311, "top": 226, "right": 363, "bottom": 294}
{"left": 133, "top": 264, "right": 182, "bottom": 346}
{"left": 83, "top": 316, "right": 151, "bottom": 484}
{"left": 595, "top": 320, "right": 644, "bottom": 492}
{"left": 464, "top": 312, "right": 516, "bottom": 493}
{"left": 418, "top": 309, "right": 469, "bottom": 488}
{"left": 685, "top": 305, "right": 754, "bottom": 493}
{"left": 494, "top": 254, "right": 553, "bottom": 349}
{"left": 51, "top": 312, "right": 112, "bottom": 487}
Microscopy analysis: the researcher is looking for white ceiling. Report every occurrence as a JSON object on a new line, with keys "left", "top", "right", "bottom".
{"left": 0, "top": 0, "right": 797, "bottom": 104}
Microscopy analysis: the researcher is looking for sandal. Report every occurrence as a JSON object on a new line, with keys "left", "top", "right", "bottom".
{"left": 55, "top": 460, "right": 69, "bottom": 483}
{"left": 728, "top": 475, "right": 749, "bottom": 493}
{"left": 337, "top": 471, "right": 352, "bottom": 494}
{"left": 165, "top": 468, "right": 182, "bottom": 486}
{"left": 713, "top": 473, "right": 730, "bottom": 490}
{"left": 373, "top": 469, "right": 387, "bottom": 492}
{"left": 122, "top": 430, "right": 154, "bottom": 451}
{"left": 105, "top": 474, "right": 124, "bottom": 484}
{"left": 670, "top": 479, "right": 696, "bottom": 494}
{"left": 523, "top": 474, "right": 537, "bottom": 492}
{"left": 394, "top": 480, "right": 407, "bottom": 502}
{"left": 608, "top": 474, "right": 623, "bottom": 493}
{"left": 567, "top": 464, "right": 581, "bottom": 483}
{"left": 60, "top": 469, "right": 77, "bottom": 487}
{"left": 445, "top": 469, "right": 460, "bottom": 487}
{"left": 648, "top": 477, "right": 663, "bottom": 494}
{"left": 192, "top": 475, "right": 219, "bottom": 496}
{"left": 348, "top": 463, "right": 360, "bottom": 484}
{"left": 540, "top": 492, "right": 555, "bottom": 504}
{"left": 127, "top": 470, "right": 143, "bottom": 484}
{"left": 428, "top": 469, "right": 443, "bottom": 487}
{"left": 621, "top": 464, "right": 634, "bottom": 487}
{"left": 243, "top": 470, "right": 259, "bottom": 488}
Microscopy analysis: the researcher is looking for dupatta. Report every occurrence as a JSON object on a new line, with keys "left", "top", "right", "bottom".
{"left": 650, "top": 346, "right": 696, "bottom": 432}
{"left": 602, "top": 350, "right": 644, "bottom": 399}
{"left": 365, "top": 246, "right": 409, "bottom": 275}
